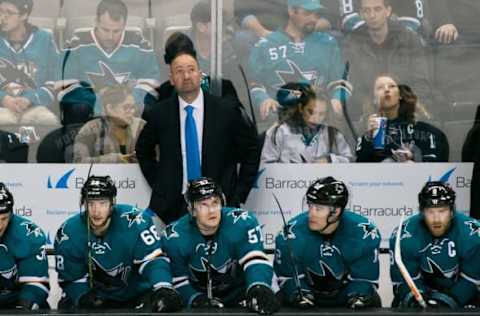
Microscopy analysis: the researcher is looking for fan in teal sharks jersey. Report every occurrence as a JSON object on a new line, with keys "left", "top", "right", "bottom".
{"left": 0, "top": 182, "right": 49, "bottom": 310}
{"left": 161, "top": 177, "right": 279, "bottom": 315}
{"left": 390, "top": 181, "right": 480, "bottom": 308}
{"left": 274, "top": 176, "right": 381, "bottom": 309}
{"left": 54, "top": 175, "right": 182, "bottom": 312}
{"left": 248, "top": 0, "right": 351, "bottom": 119}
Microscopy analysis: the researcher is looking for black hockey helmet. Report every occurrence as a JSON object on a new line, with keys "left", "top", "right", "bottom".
{"left": 306, "top": 177, "right": 349, "bottom": 210}
{"left": 81, "top": 175, "right": 117, "bottom": 204}
{"left": 0, "top": 0, "right": 33, "bottom": 15}
{"left": 0, "top": 182, "right": 13, "bottom": 214}
{"left": 185, "top": 177, "right": 225, "bottom": 212}
{"left": 418, "top": 181, "right": 455, "bottom": 212}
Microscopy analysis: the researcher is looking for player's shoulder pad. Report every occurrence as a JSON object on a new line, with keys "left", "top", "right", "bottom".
{"left": 115, "top": 204, "right": 151, "bottom": 231}
{"left": 278, "top": 212, "right": 308, "bottom": 241}
{"left": 54, "top": 213, "right": 85, "bottom": 248}
{"left": 123, "top": 30, "right": 153, "bottom": 50}
{"left": 456, "top": 213, "right": 480, "bottom": 243}
{"left": 389, "top": 213, "right": 421, "bottom": 247}
{"left": 12, "top": 215, "right": 46, "bottom": 243}
{"left": 65, "top": 29, "right": 94, "bottom": 49}
{"left": 223, "top": 207, "right": 259, "bottom": 228}
{"left": 343, "top": 211, "right": 381, "bottom": 242}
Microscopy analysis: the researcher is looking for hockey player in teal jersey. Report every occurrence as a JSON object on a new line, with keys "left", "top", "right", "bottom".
{"left": 0, "top": 182, "right": 49, "bottom": 310}
{"left": 390, "top": 181, "right": 480, "bottom": 308}
{"left": 54, "top": 175, "right": 182, "bottom": 312}
{"left": 161, "top": 177, "right": 279, "bottom": 314}
{"left": 0, "top": 0, "right": 59, "bottom": 125}
{"left": 60, "top": 0, "right": 161, "bottom": 114}
{"left": 248, "top": 0, "right": 351, "bottom": 119}
{"left": 274, "top": 176, "right": 381, "bottom": 309}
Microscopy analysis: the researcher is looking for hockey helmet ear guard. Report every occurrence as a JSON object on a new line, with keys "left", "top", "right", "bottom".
{"left": 0, "top": 182, "right": 14, "bottom": 214}
{"left": 80, "top": 175, "right": 117, "bottom": 207}
{"left": 418, "top": 181, "right": 456, "bottom": 213}
{"left": 184, "top": 177, "right": 225, "bottom": 215}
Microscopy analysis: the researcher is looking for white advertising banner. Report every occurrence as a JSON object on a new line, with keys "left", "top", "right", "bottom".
{"left": 1, "top": 163, "right": 473, "bottom": 250}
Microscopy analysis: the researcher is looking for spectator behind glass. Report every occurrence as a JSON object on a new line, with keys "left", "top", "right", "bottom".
{"left": 261, "top": 82, "right": 353, "bottom": 163}
{"left": 0, "top": 0, "right": 59, "bottom": 125}
{"left": 340, "top": 0, "right": 429, "bottom": 36}
{"left": 73, "top": 84, "right": 145, "bottom": 163}
{"left": 342, "top": 0, "right": 432, "bottom": 120}
{"left": 462, "top": 105, "right": 480, "bottom": 219}
{"left": 356, "top": 75, "right": 449, "bottom": 162}
{"left": 248, "top": 0, "right": 351, "bottom": 120}
{"left": 60, "top": 0, "right": 161, "bottom": 116}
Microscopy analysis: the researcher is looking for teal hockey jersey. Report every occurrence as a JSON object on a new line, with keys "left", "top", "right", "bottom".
{"left": 161, "top": 207, "right": 273, "bottom": 306}
{"left": 389, "top": 212, "right": 480, "bottom": 306}
{"left": 0, "top": 25, "right": 60, "bottom": 107}
{"left": 0, "top": 214, "right": 49, "bottom": 307}
{"left": 274, "top": 211, "right": 381, "bottom": 306}
{"left": 54, "top": 204, "right": 173, "bottom": 306}
{"left": 248, "top": 30, "right": 351, "bottom": 108}
{"left": 61, "top": 29, "right": 161, "bottom": 113}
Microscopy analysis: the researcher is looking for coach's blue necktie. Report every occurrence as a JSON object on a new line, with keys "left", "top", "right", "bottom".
{"left": 185, "top": 105, "right": 201, "bottom": 180}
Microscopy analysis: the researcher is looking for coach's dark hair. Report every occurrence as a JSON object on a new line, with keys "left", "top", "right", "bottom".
{"left": 164, "top": 32, "right": 197, "bottom": 65}
{"left": 190, "top": 0, "right": 211, "bottom": 28}
{"left": 360, "top": 0, "right": 391, "bottom": 8}
{"left": 97, "top": 0, "right": 128, "bottom": 22}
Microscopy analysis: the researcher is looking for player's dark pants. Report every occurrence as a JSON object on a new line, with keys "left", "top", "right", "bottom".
{"left": 277, "top": 288, "right": 382, "bottom": 308}
{"left": 58, "top": 292, "right": 152, "bottom": 311}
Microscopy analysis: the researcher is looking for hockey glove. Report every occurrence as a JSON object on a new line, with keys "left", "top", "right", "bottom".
{"left": 15, "top": 299, "right": 40, "bottom": 311}
{"left": 191, "top": 293, "right": 224, "bottom": 308}
{"left": 77, "top": 291, "right": 104, "bottom": 308}
{"left": 347, "top": 295, "right": 372, "bottom": 309}
{"left": 245, "top": 284, "right": 280, "bottom": 315}
{"left": 290, "top": 290, "right": 315, "bottom": 309}
{"left": 151, "top": 287, "right": 183, "bottom": 312}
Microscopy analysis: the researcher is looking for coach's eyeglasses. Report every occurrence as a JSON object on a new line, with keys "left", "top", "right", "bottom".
{"left": 0, "top": 9, "right": 21, "bottom": 18}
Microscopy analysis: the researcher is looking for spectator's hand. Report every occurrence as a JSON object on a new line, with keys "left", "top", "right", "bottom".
{"left": 16, "top": 97, "right": 31, "bottom": 111}
{"left": 315, "top": 156, "right": 330, "bottom": 164}
{"left": 391, "top": 144, "right": 414, "bottom": 162}
{"left": 367, "top": 114, "right": 381, "bottom": 138}
{"left": 435, "top": 24, "right": 458, "bottom": 44}
{"left": 120, "top": 152, "right": 137, "bottom": 163}
{"left": 260, "top": 98, "right": 279, "bottom": 120}
{"left": 315, "top": 18, "right": 332, "bottom": 32}
{"left": 330, "top": 99, "right": 344, "bottom": 116}
{"left": 2, "top": 95, "right": 21, "bottom": 113}
{"left": 258, "top": 28, "right": 272, "bottom": 38}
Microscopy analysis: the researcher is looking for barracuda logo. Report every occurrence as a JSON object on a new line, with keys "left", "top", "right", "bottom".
{"left": 47, "top": 168, "right": 75, "bottom": 189}
{"left": 428, "top": 168, "right": 455, "bottom": 183}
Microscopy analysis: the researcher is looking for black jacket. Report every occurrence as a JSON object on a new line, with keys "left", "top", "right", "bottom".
{"left": 135, "top": 91, "right": 260, "bottom": 224}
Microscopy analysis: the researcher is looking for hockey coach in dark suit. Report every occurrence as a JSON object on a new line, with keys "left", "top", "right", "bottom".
{"left": 136, "top": 48, "right": 260, "bottom": 224}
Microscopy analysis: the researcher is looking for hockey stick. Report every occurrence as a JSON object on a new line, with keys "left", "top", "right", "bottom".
{"left": 205, "top": 239, "right": 223, "bottom": 308}
{"left": 394, "top": 213, "right": 427, "bottom": 308}
{"left": 272, "top": 193, "right": 313, "bottom": 306}
{"left": 83, "top": 162, "right": 95, "bottom": 289}
{"left": 338, "top": 61, "right": 358, "bottom": 141}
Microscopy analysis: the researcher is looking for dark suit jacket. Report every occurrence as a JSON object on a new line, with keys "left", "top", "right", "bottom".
{"left": 136, "top": 91, "right": 260, "bottom": 224}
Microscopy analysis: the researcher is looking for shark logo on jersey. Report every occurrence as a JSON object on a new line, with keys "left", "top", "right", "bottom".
{"left": 306, "top": 260, "right": 345, "bottom": 293}
{"left": 319, "top": 243, "right": 341, "bottom": 258}
{"left": 420, "top": 238, "right": 450, "bottom": 255}
{"left": 55, "top": 226, "right": 69, "bottom": 244}
{"left": 358, "top": 221, "right": 380, "bottom": 240}
{"left": 422, "top": 257, "right": 458, "bottom": 279}
{"left": 229, "top": 209, "right": 252, "bottom": 224}
{"left": 465, "top": 220, "right": 480, "bottom": 237}
{"left": 0, "top": 264, "right": 18, "bottom": 292}
{"left": 281, "top": 220, "right": 297, "bottom": 240}
{"left": 91, "top": 258, "right": 130, "bottom": 290}
{"left": 91, "top": 241, "right": 112, "bottom": 255}
{"left": 121, "top": 211, "right": 145, "bottom": 228}
{"left": 275, "top": 59, "right": 319, "bottom": 88}
{"left": 86, "top": 61, "right": 131, "bottom": 92}
{"left": 0, "top": 57, "right": 37, "bottom": 95}
{"left": 163, "top": 223, "right": 180, "bottom": 240}
{"left": 190, "top": 257, "right": 238, "bottom": 294}
{"left": 21, "top": 222, "right": 43, "bottom": 238}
